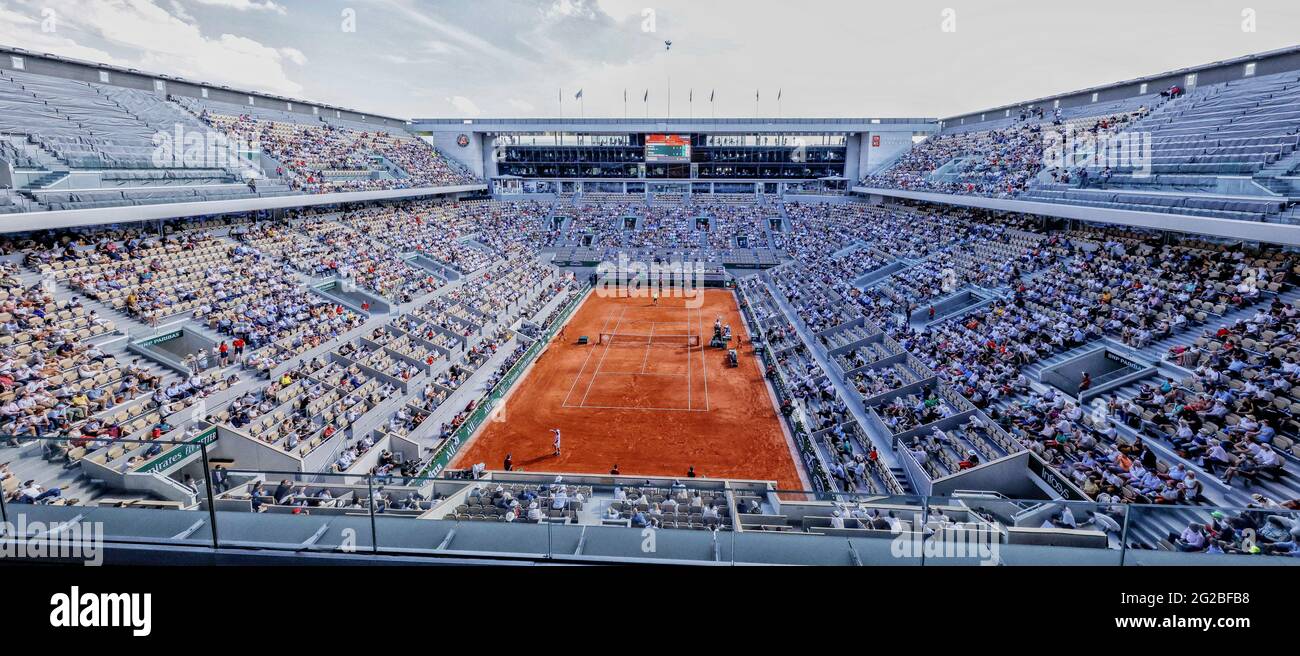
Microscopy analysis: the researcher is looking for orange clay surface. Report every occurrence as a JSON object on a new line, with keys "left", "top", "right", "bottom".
{"left": 453, "top": 289, "right": 805, "bottom": 489}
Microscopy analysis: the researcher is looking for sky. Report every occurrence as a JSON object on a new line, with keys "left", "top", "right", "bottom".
{"left": 1, "top": 0, "right": 1298, "bottom": 120}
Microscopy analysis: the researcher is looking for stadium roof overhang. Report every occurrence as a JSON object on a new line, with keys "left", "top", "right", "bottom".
{"left": 853, "top": 185, "right": 1300, "bottom": 247}
{"left": 0, "top": 184, "right": 486, "bottom": 235}
{"left": 411, "top": 117, "right": 938, "bottom": 134}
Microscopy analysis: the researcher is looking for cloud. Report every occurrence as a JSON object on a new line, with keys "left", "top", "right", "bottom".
{"left": 0, "top": 2, "right": 130, "bottom": 66}
{"left": 1, "top": 0, "right": 306, "bottom": 96}
{"left": 545, "top": 0, "right": 594, "bottom": 19}
{"left": 422, "top": 40, "right": 456, "bottom": 55}
{"left": 188, "top": 0, "right": 287, "bottom": 14}
{"left": 447, "top": 95, "right": 482, "bottom": 116}
{"left": 278, "top": 46, "right": 307, "bottom": 66}
{"left": 372, "top": 0, "right": 540, "bottom": 70}
{"left": 5, "top": 0, "right": 1300, "bottom": 120}
{"left": 377, "top": 41, "right": 460, "bottom": 66}
{"left": 168, "top": 0, "right": 195, "bottom": 23}
{"left": 0, "top": 4, "right": 37, "bottom": 24}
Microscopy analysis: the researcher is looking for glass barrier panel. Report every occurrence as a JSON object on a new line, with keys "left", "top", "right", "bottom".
{"left": 921, "top": 495, "right": 1126, "bottom": 566}
{"left": 210, "top": 466, "right": 378, "bottom": 554}
{"left": 4, "top": 434, "right": 1297, "bottom": 567}
{"left": 2, "top": 437, "right": 215, "bottom": 561}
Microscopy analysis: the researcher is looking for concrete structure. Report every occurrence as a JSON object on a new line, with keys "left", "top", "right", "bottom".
{"left": 940, "top": 44, "right": 1300, "bottom": 131}
{"left": 412, "top": 117, "right": 936, "bottom": 195}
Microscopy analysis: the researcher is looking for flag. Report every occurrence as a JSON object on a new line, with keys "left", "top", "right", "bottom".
{"left": 755, "top": 89, "right": 759, "bottom": 101}
{"left": 623, "top": 89, "right": 627, "bottom": 102}
{"left": 689, "top": 89, "right": 693, "bottom": 102}
{"left": 643, "top": 89, "right": 649, "bottom": 102}
{"left": 710, "top": 89, "right": 714, "bottom": 102}
{"left": 778, "top": 88, "right": 782, "bottom": 100}
{"left": 575, "top": 89, "right": 583, "bottom": 100}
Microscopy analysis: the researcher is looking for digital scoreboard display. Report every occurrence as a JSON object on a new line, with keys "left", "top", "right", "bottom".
{"left": 645, "top": 134, "right": 691, "bottom": 162}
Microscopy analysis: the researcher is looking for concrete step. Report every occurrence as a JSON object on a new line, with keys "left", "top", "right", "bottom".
{"left": 888, "top": 466, "right": 913, "bottom": 495}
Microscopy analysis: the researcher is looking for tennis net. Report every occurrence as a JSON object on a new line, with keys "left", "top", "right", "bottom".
{"left": 598, "top": 333, "right": 701, "bottom": 347}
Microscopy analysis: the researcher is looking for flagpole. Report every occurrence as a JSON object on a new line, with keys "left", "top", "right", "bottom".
{"left": 558, "top": 88, "right": 563, "bottom": 118}
{"left": 664, "top": 40, "right": 673, "bottom": 119}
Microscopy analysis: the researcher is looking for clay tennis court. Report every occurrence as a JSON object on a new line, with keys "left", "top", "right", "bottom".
{"left": 453, "top": 288, "right": 807, "bottom": 489}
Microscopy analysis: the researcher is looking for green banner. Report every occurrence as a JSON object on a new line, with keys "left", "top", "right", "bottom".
{"left": 135, "top": 426, "right": 219, "bottom": 475}
{"left": 135, "top": 330, "right": 184, "bottom": 347}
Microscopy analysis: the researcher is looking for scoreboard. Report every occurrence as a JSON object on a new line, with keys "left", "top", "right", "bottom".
{"left": 645, "top": 134, "right": 691, "bottom": 162}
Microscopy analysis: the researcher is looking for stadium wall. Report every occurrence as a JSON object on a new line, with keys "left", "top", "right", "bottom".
{"left": 422, "top": 131, "right": 487, "bottom": 179}
{"left": 858, "top": 130, "right": 915, "bottom": 177}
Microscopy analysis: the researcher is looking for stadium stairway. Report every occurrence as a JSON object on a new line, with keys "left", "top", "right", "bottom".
{"left": 0, "top": 266, "right": 210, "bottom": 505}
{"left": 1, "top": 134, "right": 68, "bottom": 170}
{"left": 1105, "top": 373, "right": 1300, "bottom": 505}
{"left": 1019, "top": 79, "right": 1300, "bottom": 221}
{"left": 1, "top": 218, "right": 543, "bottom": 506}
{"left": 888, "top": 465, "right": 913, "bottom": 494}
{"left": 1017, "top": 341, "right": 1105, "bottom": 383}
{"left": 1094, "top": 286, "right": 1300, "bottom": 506}
{"left": 3, "top": 437, "right": 104, "bottom": 505}
{"left": 1253, "top": 147, "right": 1300, "bottom": 188}
{"left": 26, "top": 170, "right": 70, "bottom": 189}
{"left": 761, "top": 274, "right": 903, "bottom": 471}
{"left": 1130, "top": 285, "right": 1300, "bottom": 365}
{"left": 1122, "top": 504, "right": 1208, "bottom": 551}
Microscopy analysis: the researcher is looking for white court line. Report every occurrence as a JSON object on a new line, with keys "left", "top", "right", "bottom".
{"left": 686, "top": 304, "right": 693, "bottom": 411}
{"left": 561, "top": 311, "right": 617, "bottom": 408}
{"left": 595, "top": 371, "right": 689, "bottom": 377}
{"left": 578, "top": 305, "right": 626, "bottom": 407}
{"left": 573, "top": 403, "right": 708, "bottom": 413}
{"left": 641, "top": 321, "right": 655, "bottom": 373}
{"left": 698, "top": 304, "right": 710, "bottom": 411}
